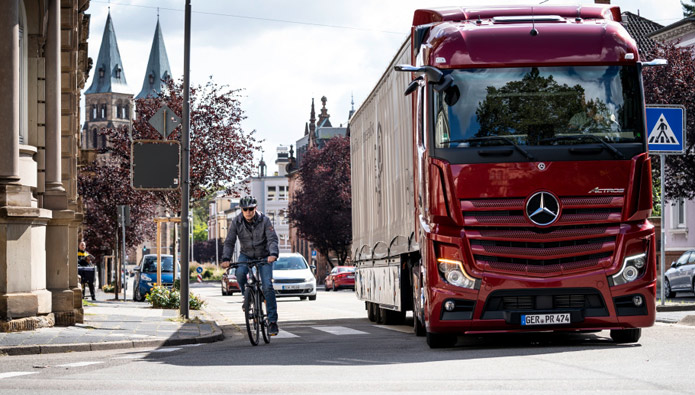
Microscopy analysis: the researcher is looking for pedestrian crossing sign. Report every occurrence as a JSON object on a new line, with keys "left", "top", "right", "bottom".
{"left": 646, "top": 105, "right": 686, "bottom": 154}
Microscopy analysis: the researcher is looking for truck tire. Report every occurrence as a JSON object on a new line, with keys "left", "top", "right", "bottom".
{"left": 610, "top": 328, "right": 641, "bottom": 343}
{"left": 366, "top": 302, "right": 377, "bottom": 322}
{"left": 412, "top": 267, "right": 426, "bottom": 337}
{"left": 426, "top": 331, "right": 457, "bottom": 348}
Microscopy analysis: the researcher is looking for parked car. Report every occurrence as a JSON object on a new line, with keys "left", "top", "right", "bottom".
{"left": 324, "top": 266, "right": 355, "bottom": 291}
{"left": 664, "top": 249, "right": 695, "bottom": 298}
{"left": 272, "top": 253, "right": 316, "bottom": 300}
{"left": 133, "top": 254, "right": 179, "bottom": 302}
{"left": 221, "top": 266, "right": 241, "bottom": 296}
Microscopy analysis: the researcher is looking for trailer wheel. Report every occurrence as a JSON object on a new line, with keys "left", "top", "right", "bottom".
{"left": 379, "top": 308, "right": 406, "bottom": 325}
{"left": 366, "top": 302, "right": 377, "bottom": 322}
{"left": 610, "top": 328, "right": 641, "bottom": 344}
{"left": 426, "top": 331, "right": 457, "bottom": 348}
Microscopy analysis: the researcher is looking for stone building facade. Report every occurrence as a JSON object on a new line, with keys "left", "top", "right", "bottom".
{"left": 0, "top": 0, "right": 91, "bottom": 329}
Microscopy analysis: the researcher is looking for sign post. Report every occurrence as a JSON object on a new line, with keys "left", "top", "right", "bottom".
{"left": 646, "top": 105, "right": 686, "bottom": 306}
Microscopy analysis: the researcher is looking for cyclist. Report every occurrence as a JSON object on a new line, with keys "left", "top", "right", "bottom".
{"left": 221, "top": 195, "right": 280, "bottom": 336}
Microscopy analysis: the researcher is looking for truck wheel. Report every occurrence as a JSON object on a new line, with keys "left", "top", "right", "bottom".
{"left": 366, "top": 302, "right": 377, "bottom": 322}
{"left": 412, "top": 268, "right": 426, "bottom": 337}
{"left": 426, "top": 331, "right": 457, "bottom": 348}
{"left": 664, "top": 278, "right": 675, "bottom": 299}
{"left": 610, "top": 328, "right": 641, "bottom": 343}
{"left": 380, "top": 308, "right": 405, "bottom": 325}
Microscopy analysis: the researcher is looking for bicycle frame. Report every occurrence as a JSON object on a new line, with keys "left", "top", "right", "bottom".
{"left": 230, "top": 259, "right": 270, "bottom": 345}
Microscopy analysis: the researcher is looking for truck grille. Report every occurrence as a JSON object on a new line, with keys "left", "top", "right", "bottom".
{"left": 481, "top": 288, "right": 608, "bottom": 319}
{"left": 461, "top": 196, "right": 623, "bottom": 276}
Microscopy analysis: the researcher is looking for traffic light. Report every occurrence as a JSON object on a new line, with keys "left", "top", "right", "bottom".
{"left": 143, "top": 245, "right": 147, "bottom": 254}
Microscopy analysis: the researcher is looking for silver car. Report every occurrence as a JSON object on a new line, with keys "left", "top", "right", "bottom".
{"left": 272, "top": 253, "right": 317, "bottom": 300}
{"left": 664, "top": 250, "right": 695, "bottom": 298}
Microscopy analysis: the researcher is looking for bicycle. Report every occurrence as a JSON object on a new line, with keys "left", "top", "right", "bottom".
{"left": 230, "top": 259, "right": 270, "bottom": 346}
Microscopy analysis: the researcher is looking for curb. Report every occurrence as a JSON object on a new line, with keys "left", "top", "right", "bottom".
{"left": 655, "top": 304, "right": 695, "bottom": 312}
{"left": 0, "top": 323, "right": 225, "bottom": 357}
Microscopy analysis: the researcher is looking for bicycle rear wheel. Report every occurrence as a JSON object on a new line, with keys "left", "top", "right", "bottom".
{"left": 244, "top": 288, "right": 260, "bottom": 346}
{"left": 259, "top": 290, "right": 270, "bottom": 344}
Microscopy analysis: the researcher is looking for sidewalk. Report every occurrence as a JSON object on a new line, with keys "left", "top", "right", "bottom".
{"left": 0, "top": 289, "right": 223, "bottom": 356}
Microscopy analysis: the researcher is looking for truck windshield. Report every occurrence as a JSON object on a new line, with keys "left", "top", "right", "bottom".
{"left": 433, "top": 66, "right": 645, "bottom": 152}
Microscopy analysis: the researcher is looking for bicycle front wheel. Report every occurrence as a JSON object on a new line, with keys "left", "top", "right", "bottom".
{"left": 244, "top": 288, "right": 260, "bottom": 346}
{"left": 259, "top": 291, "right": 270, "bottom": 344}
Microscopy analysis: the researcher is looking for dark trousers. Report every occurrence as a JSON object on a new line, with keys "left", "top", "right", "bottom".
{"left": 82, "top": 280, "right": 96, "bottom": 300}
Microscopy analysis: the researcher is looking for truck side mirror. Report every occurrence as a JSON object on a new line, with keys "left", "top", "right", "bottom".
{"left": 404, "top": 76, "right": 423, "bottom": 96}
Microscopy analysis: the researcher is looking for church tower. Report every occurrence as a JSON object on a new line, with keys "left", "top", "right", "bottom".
{"left": 136, "top": 17, "right": 172, "bottom": 99}
{"left": 82, "top": 12, "right": 133, "bottom": 151}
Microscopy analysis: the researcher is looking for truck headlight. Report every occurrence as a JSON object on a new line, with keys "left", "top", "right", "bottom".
{"left": 610, "top": 253, "right": 647, "bottom": 286}
{"left": 141, "top": 273, "right": 153, "bottom": 281}
{"left": 437, "top": 258, "right": 476, "bottom": 289}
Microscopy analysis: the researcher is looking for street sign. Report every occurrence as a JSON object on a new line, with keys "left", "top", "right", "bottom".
{"left": 117, "top": 205, "right": 130, "bottom": 226}
{"left": 311, "top": 250, "right": 317, "bottom": 257}
{"left": 646, "top": 105, "right": 686, "bottom": 154}
{"left": 131, "top": 140, "right": 181, "bottom": 190}
{"left": 148, "top": 105, "right": 182, "bottom": 139}
{"left": 196, "top": 266, "right": 203, "bottom": 274}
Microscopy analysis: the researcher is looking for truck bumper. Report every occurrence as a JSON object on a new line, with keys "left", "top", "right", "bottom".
{"left": 426, "top": 271, "right": 656, "bottom": 334}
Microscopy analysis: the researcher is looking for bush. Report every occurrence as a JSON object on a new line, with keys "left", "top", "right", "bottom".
{"left": 189, "top": 263, "right": 224, "bottom": 281}
{"left": 145, "top": 285, "right": 206, "bottom": 310}
{"left": 102, "top": 283, "right": 115, "bottom": 293}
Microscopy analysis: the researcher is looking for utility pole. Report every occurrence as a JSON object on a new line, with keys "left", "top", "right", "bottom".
{"left": 180, "top": 0, "right": 192, "bottom": 319}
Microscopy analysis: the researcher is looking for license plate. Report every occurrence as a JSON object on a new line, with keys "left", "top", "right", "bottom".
{"left": 521, "top": 313, "right": 571, "bottom": 326}
{"left": 347, "top": 275, "right": 354, "bottom": 279}
{"left": 282, "top": 285, "right": 300, "bottom": 290}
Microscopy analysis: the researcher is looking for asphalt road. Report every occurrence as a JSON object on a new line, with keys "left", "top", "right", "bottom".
{"left": 1, "top": 282, "right": 694, "bottom": 394}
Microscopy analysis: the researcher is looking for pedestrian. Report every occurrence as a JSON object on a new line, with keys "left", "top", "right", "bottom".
{"left": 78, "top": 241, "right": 97, "bottom": 301}
{"left": 221, "top": 195, "right": 280, "bottom": 336}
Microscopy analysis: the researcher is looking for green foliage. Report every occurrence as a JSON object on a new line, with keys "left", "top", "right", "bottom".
{"left": 102, "top": 283, "right": 115, "bottom": 293}
{"left": 682, "top": 0, "right": 695, "bottom": 16}
{"left": 189, "top": 263, "right": 224, "bottom": 281}
{"left": 193, "top": 220, "right": 208, "bottom": 242}
{"left": 145, "top": 285, "right": 206, "bottom": 310}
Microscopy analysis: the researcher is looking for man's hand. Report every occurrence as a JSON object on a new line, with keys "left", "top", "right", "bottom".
{"left": 268, "top": 256, "right": 277, "bottom": 263}
{"left": 221, "top": 261, "right": 230, "bottom": 268}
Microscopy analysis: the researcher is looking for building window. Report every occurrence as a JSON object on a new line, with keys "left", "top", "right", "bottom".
{"left": 123, "top": 104, "right": 129, "bottom": 119}
{"left": 92, "top": 128, "right": 98, "bottom": 149}
{"left": 91, "top": 105, "right": 97, "bottom": 120}
{"left": 279, "top": 186, "right": 287, "bottom": 200}
{"left": 267, "top": 186, "right": 276, "bottom": 201}
{"left": 18, "top": 1, "right": 28, "bottom": 145}
{"left": 278, "top": 209, "right": 288, "bottom": 225}
{"left": 673, "top": 198, "right": 686, "bottom": 229}
{"left": 100, "top": 104, "right": 106, "bottom": 119}
{"left": 266, "top": 210, "right": 276, "bottom": 225}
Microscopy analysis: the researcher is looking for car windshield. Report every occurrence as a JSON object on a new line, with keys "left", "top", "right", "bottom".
{"left": 337, "top": 267, "right": 355, "bottom": 273}
{"left": 273, "top": 256, "right": 308, "bottom": 270}
{"left": 433, "top": 66, "right": 644, "bottom": 149}
{"left": 142, "top": 256, "right": 175, "bottom": 273}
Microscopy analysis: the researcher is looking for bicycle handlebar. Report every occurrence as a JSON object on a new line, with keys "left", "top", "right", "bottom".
{"left": 225, "top": 258, "right": 268, "bottom": 268}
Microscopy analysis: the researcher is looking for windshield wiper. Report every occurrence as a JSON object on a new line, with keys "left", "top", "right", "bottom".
{"left": 445, "top": 136, "right": 536, "bottom": 161}
{"left": 541, "top": 134, "right": 624, "bottom": 159}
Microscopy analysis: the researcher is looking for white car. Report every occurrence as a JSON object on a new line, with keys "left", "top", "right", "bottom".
{"left": 272, "top": 253, "right": 317, "bottom": 300}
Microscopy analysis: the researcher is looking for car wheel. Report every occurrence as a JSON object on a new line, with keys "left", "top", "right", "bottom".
{"left": 426, "top": 331, "right": 457, "bottom": 348}
{"left": 300, "top": 296, "right": 307, "bottom": 301}
{"left": 135, "top": 286, "right": 144, "bottom": 302}
{"left": 221, "top": 285, "right": 228, "bottom": 296}
{"left": 332, "top": 283, "right": 337, "bottom": 292}
{"left": 610, "top": 328, "right": 641, "bottom": 343}
{"left": 309, "top": 295, "right": 316, "bottom": 301}
{"left": 664, "top": 278, "right": 675, "bottom": 299}
{"left": 324, "top": 283, "right": 331, "bottom": 291}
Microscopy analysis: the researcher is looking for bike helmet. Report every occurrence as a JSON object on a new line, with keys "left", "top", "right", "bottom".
{"left": 239, "top": 195, "right": 258, "bottom": 209}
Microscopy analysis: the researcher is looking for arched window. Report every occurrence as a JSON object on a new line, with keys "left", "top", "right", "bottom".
{"left": 99, "top": 133, "right": 106, "bottom": 149}
{"left": 18, "top": 1, "right": 28, "bottom": 145}
{"left": 91, "top": 128, "right": 98, "bottom": 149}
{"left": 100, "top": 104, "right": 106, "bottom": 119}
{"left": 91, "top": 104, "right": 97, "bottom": 120}
{"left": 123, "top": 104, "right": 129, "bottom": 119}
{"left": 116, "top": 102, "right": 121, "bottom": 119}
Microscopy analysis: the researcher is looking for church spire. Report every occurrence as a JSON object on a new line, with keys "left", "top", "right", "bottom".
{"left": 137, "top": 17, "right": 172, "bottom": 99}
{"left": 85, "top": 11, "right": 131, "bottom": 94}
{"left": 309, "top": 98, "right": 316, "bottom": 139}
{"left": 348, "top": 93, "right": 355, "bottom": 119}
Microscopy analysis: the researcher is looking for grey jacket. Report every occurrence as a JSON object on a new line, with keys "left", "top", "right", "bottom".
{"left": 222, "top": 211, "right": 279, "bottom": 261}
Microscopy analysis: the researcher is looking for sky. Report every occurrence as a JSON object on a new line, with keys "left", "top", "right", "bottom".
{"left": 83, "top": 0, "right": 687, "bottom": 173}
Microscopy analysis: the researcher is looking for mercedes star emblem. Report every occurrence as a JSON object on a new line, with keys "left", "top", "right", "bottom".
{"left": 526, "top": 191, "right": 560, "bottom": 226}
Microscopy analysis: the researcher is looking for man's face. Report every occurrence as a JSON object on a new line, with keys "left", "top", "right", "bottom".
{"left": 242, "top": 206, "right": 256, "bottom": 221}
{"left": 79, "top": 242, "right": 86, "bottom": 250}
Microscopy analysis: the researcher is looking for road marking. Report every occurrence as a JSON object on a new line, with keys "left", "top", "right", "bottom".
{"left": 0, "top": 372, "right": 37, "bottom": 379}
{"left": 311, "top": 326, "right": 368, "bottom": 335}
{"left": 274, "top": 330, "right": 299, "bottom": 339}
{"left": 373, "top": 325, "right": 413, "bottom": 334}
{"left": 149, "top": 347, "right": 182, "bottom": 353}
{"left": 181, "top": 343, "right": 203, "bottom": 347}
{"left": 56, "top": 362, "right": 103, "bottom": 368}
{"left": 112, "top": 355, "right": 145, "bottom": 360}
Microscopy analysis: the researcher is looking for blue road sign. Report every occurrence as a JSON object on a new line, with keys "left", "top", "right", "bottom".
{"left": 646, "top": 105, "right": 686, "bottom": 154}
{"left": 196, "top": 266, "right": 203, "bottom": 274}
{"left": 311, "top": 250, "right": 317, "bottom": 257}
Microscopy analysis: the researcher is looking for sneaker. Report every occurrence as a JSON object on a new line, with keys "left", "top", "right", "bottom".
{"left": 268, "top": 322, "right": 279, "bottom": 336}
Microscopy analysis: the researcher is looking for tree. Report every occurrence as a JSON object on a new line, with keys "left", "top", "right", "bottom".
{"left": 79, "top": 77, "right": 261, "bottom": 259}
{"left": 682, "top": 0, "right": 695, "bottom": 16}
{"left": 643, "top": 42, "right": 695, "bottom": 199}
{"left": 288, "top": 136, "right": 352, "bottom": 267}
